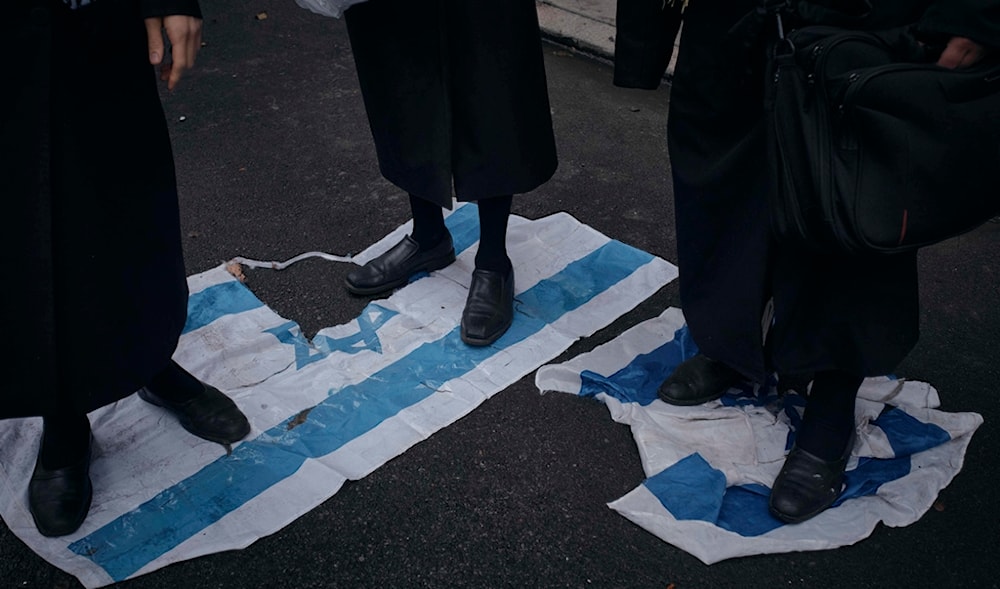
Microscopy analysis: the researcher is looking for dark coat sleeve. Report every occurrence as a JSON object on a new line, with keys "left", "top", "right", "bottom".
{"left": 139, "top": 0, "right": 202, "bottom": 19}
{"left": 613, "top": 0, "right": 684, "bottom": 89}
{"left": 918, "top": 0, "right": 1000, "bottom": 47}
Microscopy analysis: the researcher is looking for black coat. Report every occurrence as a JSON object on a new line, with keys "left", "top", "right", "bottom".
{"left": 1, "top": 0, "right": 200, "bottom": 418}
{"left": 344, "top": 0, "right": 557, "bottom": 208}
{"left": 614, "top": 0, "right": 1000, "bottom": 89}
{"left": 614, "top": 0, "right": 1000, "bottom": 383}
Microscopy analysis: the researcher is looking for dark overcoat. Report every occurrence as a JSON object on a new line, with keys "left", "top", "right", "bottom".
{"left": 1, "top": 0, "right": 201, "bottom": 418}
{"left": 344, "top": 0, "right": 558, "bottom": 208}
{"left": 614, "top": 0, "right": 1000, "bottom": 383}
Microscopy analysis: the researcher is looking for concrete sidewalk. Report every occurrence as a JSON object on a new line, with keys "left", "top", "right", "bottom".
{"left": 537, "top": 0, "right": 617, "bottom": 59}
{"left": 537, "top": 0, "right": 681, "bottom": 74}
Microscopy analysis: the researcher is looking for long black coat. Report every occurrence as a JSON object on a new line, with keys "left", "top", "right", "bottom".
{"left": 615, "top": 0, "right": 1000, "bottom": 383}
{"left": 1, "top": 0, "right": 200, "bottom": 418}
{"left": 344, "top": 0, "right": 558, "bottom": 209}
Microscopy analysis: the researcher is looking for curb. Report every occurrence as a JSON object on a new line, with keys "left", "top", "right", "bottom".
{"left": 536, "top": 1, "right": 616, "bottom": 61}
{"left": 536, "top": 1, "right": 679, "bottom": 76}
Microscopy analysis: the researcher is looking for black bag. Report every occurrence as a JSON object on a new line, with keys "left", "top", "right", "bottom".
{"left": 765, "top": 25, "right": 1000, "bottom": 254}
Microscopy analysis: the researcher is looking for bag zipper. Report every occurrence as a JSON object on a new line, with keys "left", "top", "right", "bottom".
{"left": 807, "top": 32, "right": 901, "bottom": 251}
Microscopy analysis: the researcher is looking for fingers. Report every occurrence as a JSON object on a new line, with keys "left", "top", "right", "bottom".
{"left": 937, "top": 37, "right": 987, "bottom": 69}
{"left": 145, "top": 17, "right": 165, "bottom": 65}
{"left": 163, "top": 15, "right": 204, "bottom": 90}
{"left": 160, "top": 61, "right": 173, "bottom": 84}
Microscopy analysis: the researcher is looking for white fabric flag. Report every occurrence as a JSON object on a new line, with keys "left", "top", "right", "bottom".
{"left": 0, "top": 205, "right": 677, "bottom": 587}
{"left": 536, "top": 307, "right": 983, "bottom": 564}
{"left": 294, "top": 0, "right": 366, "bottom": 18}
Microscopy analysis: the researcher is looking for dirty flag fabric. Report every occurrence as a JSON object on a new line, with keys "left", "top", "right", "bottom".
{"left": 535, "top": 307, "right": 983, "bottom": 564}
{"left": 0, "top": 206, "right": 677, "bottom": 588}
{"left": 294, "top": 0, "right": 365, "bottom": 18}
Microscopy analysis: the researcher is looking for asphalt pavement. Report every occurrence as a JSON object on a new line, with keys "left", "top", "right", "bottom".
{"left": 2, "top": 1, "right": 999, "bottom": 587}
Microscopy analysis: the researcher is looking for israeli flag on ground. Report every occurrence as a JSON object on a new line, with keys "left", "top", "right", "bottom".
{"left": 0, "top": 205, "right": 677, "bottom": 588}
{"left": 535, "top": 307, "right": 983, "bottom": 564}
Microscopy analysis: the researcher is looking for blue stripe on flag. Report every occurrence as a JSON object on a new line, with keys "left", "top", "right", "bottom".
{"left": 182, "top": 204, "right": 479, "bottom": 337}
{"left": 314, "top": 303, "right": 398, "bottom": 356}
{"left": 651, "top": 405, "right": 949, "bottom": 537}
{"left": 838, "top": 455, "right": 911, "bottom": 503}
{"left": 654, "top": 454, "right": 915, "bottom": 539}
{"left": 718, "top": 375, "right": 779, "bottom": 408}
{"left": 817, "top": 409, "right": 948, "bottom": 509}
{"left": 579, "top": 326, "right": 696, "bottom": 406}
{"left": 264, "top": 321, "right": 333, "bottom": 368}
{"left": 706, "top": 454, "right": 914, "bottom": 538}
{"left": 644, "top": 453, "right": 726, "bottom": 522}
{"left": 641, "top": 388, "right": 951, "bottom": 538}
{"left": 717, "top": 483, "right": 783, "bottom": 536}
{"left": 574, "top": 325, "right": 767, "bottom": 408}
{"left": 444, "top": 203, "right": 481, "bottom": 254}
{"left": 69, "top": 239, "right": 655, "bottom": 581}
{"left": 182, "top": 281, "right": 265, "bottom": 334}
{"left": 680, "top": 453, "right": 914, "bottom": 538}
{"left": 874, "top": 407, "right": 951, "bottom": 457}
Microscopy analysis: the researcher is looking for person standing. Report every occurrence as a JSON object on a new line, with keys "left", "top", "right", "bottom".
{"left": 613, "top": 0, "right": 998, "bottom": 523}
{"left": 342, "top": 0, "right": 558, "bottom": 346}
{"left": 2, "top": 0, "right": 250, "bottom": 537}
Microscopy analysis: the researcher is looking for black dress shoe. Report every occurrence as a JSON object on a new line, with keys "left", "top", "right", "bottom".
{"left": 657, "top": 353, "right": 742, "bottom": 405}
{"left": 461, "top": 266, "right": 515, "bottom": 346}
{"left": 345, "top": 234, "right": 456, "bottom": 296}
{"left": 28, "top": 435, "right": 93, "bottom": 537}
{"left": 139, "top": 384, "right": 251, "bottom": 445}
{"left": 768, "top": 436, "right": 853, "bottom": 524}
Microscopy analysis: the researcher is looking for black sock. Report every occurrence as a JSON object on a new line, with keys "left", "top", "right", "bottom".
{"left": 40, "top": 410, "right": 91, "bottom": 470}
{"left": 475, "top": 195, "right": 513, "bottom": 273}
{"left": 408, "top": 194, "right": 447, "bottom": 250}
{"left": 795, "top": 370, "right": 862, "bottom": 461}
{"left": 146, "top": 360, "right": 205, "bottom": 403}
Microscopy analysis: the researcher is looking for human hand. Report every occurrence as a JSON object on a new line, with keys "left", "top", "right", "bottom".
{"left": 936, "top": 37, "right": 988, "bottom": 69}
{"left": 145, "top": 15, "right": 203, "bottom": 90}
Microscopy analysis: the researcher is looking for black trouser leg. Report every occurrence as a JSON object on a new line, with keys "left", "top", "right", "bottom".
{"left": 145, "top": 360, "right": 204, "bottom": 403}
{"left": 40, "top": 407, "right": 91, "bottom": 470}
{"left": 474, "top": 195, "right": 512, "bottom": 272}
{"left": 796, "top": 370, "right": 863, "bottom": 461}
{"left": 408, "top": 194, "right": 447, "bottom": 249}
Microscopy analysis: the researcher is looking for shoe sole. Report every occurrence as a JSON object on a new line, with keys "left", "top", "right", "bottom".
{"left": 344, "top": 252, "right": 456, "bottom": 297}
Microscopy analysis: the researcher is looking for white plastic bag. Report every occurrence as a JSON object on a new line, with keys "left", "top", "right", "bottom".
{"left": 293, "top": 0, "right": 367, "bottom": 18}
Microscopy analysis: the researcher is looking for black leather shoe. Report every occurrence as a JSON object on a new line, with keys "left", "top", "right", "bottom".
{"left": 768, "top": 436, "right": 853, "bottom": 524}
{"left": 657, "top": 354, "right": 742, "bottom": 405}
{"left": 461, "top": 266, "right": 515, "bottom": 346}
{"left": 28, "top": 435, "right": 93, "bottom": 537}
{"left": 345, "top": 234, "right": 456, "bottom": 296}
{"left": 139, "top": 384, "right": 251, "bottom": 445}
